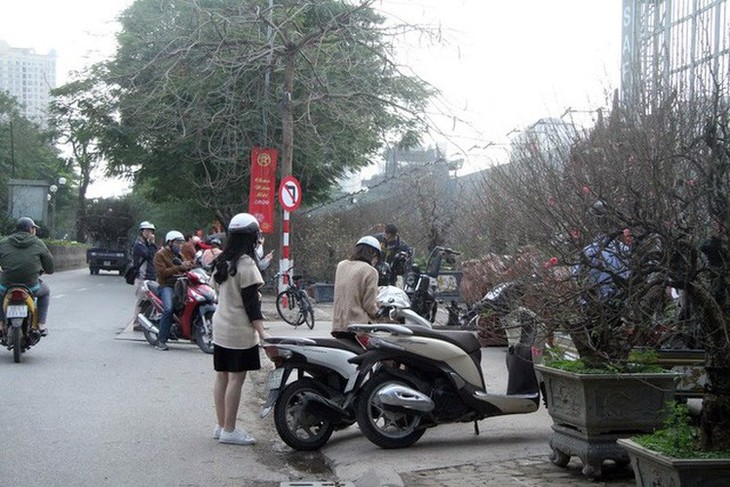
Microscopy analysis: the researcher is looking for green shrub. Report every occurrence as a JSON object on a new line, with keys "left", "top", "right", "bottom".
{"left": 634, "top": 402, "right": 730, "bottom": 459}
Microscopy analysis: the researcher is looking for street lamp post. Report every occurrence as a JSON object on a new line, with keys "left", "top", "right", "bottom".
{"left": 48, "top": 177, "right": 67, "bottom": 238}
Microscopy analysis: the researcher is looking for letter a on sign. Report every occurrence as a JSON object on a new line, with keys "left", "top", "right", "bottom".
{"left": 278, "top": 176, "right": 302, "bottom": 212}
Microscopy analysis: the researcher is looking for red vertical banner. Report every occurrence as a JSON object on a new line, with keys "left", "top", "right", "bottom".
{"left": 248, "top": 147, "right": 278, "bottom": 234}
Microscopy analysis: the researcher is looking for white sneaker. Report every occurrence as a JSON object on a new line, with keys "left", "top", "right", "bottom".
{"left": 213, "top": 425, "right": 222, "bottom": 439}
{"left": 219, "top": 428, "right": 256, "bottom": 445}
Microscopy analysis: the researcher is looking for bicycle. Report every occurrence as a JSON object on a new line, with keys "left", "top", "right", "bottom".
{"left": 274, "top": 267, "right": 315, "bottom": 329}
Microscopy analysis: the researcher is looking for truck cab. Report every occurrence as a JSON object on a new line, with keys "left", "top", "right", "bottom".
{"left": 87, "top": 237, "right": 128, "bottom": 275}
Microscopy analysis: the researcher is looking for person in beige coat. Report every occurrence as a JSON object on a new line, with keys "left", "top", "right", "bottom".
{"left": 331, "top": 236, "right": 382, "bottom": 339}
{"left": 210, "top": 213, "right": 268, "bottom": 446}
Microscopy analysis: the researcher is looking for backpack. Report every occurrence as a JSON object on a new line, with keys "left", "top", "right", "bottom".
{"left": 124, "top": 262, "right": 139, "bottom": 285}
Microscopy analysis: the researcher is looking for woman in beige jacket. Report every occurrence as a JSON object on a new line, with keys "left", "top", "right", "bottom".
{"left": 331, "top": 236, "right": 382, "bottom": 338}
{"left": 210, "top": 213, "right": 268, "bottom": 446}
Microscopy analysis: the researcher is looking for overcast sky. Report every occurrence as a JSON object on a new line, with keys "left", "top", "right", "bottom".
{"left": 1, "top": 0, "right": 622, "bottom": 193}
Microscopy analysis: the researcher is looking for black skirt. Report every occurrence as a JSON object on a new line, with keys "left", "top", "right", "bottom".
{"left": 213, "top": 344, "right": 261, "bottom": 372}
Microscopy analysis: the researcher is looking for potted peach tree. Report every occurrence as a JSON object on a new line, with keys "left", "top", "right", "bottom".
{"left": 481, "top": 92, "right": 730, "bottom": 479}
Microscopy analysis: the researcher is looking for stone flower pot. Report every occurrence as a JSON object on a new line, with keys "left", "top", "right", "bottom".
{"left": 618, "top": 438, "right": 730, "bottom": 486}
{"left": 534, "top": 364, "right": 677, "bottom": 479}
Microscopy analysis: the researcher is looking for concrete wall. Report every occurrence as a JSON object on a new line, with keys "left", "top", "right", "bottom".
{"left": 47, "top": 244, "right": 88, "bottom": 272}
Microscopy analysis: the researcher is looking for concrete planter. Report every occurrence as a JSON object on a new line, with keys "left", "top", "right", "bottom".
{"left": 534, "top": 364, "right": 677, "bottom": 479}
{"left": 618, "top": 438, "right": 730, "bottom": 486}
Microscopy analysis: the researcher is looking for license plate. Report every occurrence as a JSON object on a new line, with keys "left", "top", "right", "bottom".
{"left": 267, "top": 368, "right": 284, "bottom": 390}
{"left": 104, "top": 260, "right": 111, "bottom": 266}
{"left": 6, "top": 305, "right": 28, "bottom": 319}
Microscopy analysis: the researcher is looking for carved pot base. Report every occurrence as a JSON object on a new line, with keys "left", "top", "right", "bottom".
{"left": 549, "top": 424, "right": 632, "bottom": 479}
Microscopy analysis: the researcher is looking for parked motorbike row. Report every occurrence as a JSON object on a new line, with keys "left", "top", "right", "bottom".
{"left": 260, "top": 281, "right": 544, "bottom": 451}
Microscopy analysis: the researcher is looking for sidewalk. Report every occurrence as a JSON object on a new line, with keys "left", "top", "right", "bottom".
{"left": 261, "top": 294, "right": 637, "bottom": 487}
{"left": 117, "top": 294, "right": 637, "bottom": 486}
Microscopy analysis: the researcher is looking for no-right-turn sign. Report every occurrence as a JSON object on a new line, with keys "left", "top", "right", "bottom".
{"left": 278, "top": 175, "right": 302, "bottom": 211}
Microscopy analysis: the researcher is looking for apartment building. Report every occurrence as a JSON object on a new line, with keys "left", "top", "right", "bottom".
{"left": 0, "top": 40, "right": 56, "bottom": 126}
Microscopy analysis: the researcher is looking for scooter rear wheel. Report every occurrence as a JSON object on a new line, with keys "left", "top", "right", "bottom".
{"left": 140, "top": 302, "right": 159, "bottom": 346}
{"left": 274, "top": 378, "right": 336, "bottom": 451}
{"left": 356, "top": 372, "right": 426, "bottom": 449}
{"left": 11, "top": 326, "right": 22, "bottom": 363}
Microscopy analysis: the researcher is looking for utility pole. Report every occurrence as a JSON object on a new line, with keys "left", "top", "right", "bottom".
{"left": 9, "top": 120, "right": 15, "bottom": 178}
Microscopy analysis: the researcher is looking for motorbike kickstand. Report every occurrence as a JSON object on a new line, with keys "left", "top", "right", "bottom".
{"left": 473, "top": 420, "right": 480, "bottom": 435}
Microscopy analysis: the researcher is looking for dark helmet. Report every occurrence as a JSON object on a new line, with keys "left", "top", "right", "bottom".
{"left": 16, "top": 217, "right": 40, "bottom": 232}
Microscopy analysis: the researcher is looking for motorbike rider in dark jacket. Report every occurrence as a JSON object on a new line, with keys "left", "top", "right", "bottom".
{"left": 130, "top": 221, "right": 158, "bottom": 329}
{"left": 0, "top": 217, "right": 55, "bottom": 336}
{"left": 374, "top": 223, "right": 412, "bottom": 286}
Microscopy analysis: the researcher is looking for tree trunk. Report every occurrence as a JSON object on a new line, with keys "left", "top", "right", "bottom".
{"left": 694, "top": 269, "right": 730, "bottom": 451}
{"left": 75, "top": 158, "right": 91, "bottom": 242}
{"left": 278, "top": 48, "right": 296, "bottom": 267}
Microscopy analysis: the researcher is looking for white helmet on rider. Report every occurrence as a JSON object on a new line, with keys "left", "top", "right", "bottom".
{"left": 165, "top": 230, "right": 185, "bottom": 243}
{"left": 228, "top": 213, "right": 260, "bottom": 234}
{"left": 138, "top": 221, "right": 156, "bottom": 231}
{"left": 356, "top": 236, "right": 381, "bottom": 252}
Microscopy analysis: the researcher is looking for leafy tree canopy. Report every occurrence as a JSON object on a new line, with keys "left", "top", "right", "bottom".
{"left": 0, "top": 93, "right": 64, "bottom": 217}
{"left": 102, "top": 0, "right": 436, "bottom": 215}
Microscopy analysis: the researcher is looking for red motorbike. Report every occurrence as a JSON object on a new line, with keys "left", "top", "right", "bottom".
{"left": 136, "top": 268, "right": 216, "bottom": 353}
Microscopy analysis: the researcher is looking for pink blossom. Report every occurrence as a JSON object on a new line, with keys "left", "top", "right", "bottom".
{"left": 582, "top": 185, "right": 591, "bottom": 195}
{"left": 623, "top": 228, "right": 633, "bottom": 246}
{"left": 547, "top": 196, "right": 556, "bottom": 207}
{"left": 544, "top": 257, "right": 559, "bottom": 269}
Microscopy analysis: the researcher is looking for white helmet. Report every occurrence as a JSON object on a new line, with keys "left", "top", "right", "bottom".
{"left": 228, "top": 213, "right": 260, "bottom": 234}
{"left": 138, "top": 221, "right": 155, "bottom": 231}
{"left": 165, "top": 230, "right": 185, "bottom": 243}
{"left": 357, "top": 236, "right": 381, "bottom": 252}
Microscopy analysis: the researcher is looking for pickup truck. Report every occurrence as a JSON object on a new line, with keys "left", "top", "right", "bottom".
{"left": 87, "top": 248, "right": 128, "bottom": 275}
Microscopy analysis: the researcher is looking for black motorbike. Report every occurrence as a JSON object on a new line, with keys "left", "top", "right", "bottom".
{"left": 403, "top": 246, "right": 461, "bottom": 323}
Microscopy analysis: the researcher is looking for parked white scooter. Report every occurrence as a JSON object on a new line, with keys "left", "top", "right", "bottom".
{"left": 347, "top": 311, "right": 542, "bottom": 448}
{"left": 259, "top": 286, "right": 431, "bottom": 450}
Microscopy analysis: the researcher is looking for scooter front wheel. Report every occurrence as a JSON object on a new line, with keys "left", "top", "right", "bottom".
{"left": 194, "top": 309, "right": 214, "bottom": 354}
{"left": 356, "top": 372, "right": 426, "bottom": 449}
{"left": 273, "top": 378, "right": 335, "bottom": 451}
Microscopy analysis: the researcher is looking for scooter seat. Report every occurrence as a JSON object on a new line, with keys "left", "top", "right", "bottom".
{"left": 146, "top": 281, "right": 160, "bottom": 296}
{"left": 408, "top": 326, "right": 482, "bottom": 354}
{"left": 310, "top": 337, "right": 363, "bottom": 355}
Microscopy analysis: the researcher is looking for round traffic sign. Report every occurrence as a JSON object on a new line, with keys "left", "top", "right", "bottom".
{"left": 278, "top": 176, "right": 302, "bottom": 211}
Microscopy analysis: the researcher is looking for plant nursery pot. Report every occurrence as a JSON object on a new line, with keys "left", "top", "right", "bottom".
{"left": 618, "top": 438, "right": 730, "bottom": 487}
{"left": 534, "top": 364, "right": 677, "bottom": 479}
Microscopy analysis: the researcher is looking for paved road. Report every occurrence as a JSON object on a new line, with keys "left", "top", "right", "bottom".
{"left": 0, "top": 268, "right": 637, "bottom": 486}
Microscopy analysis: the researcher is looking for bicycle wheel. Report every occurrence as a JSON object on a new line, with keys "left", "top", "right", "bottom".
{"left": 300, "top": 294, "right": 315, "bottom": 329}
{"left": 276, "top": 289, "right": 303, "bottom": 326}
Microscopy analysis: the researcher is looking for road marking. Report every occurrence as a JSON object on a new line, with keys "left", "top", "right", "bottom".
{"left": 53, "top": 294, "right": 66, "bottom": 299}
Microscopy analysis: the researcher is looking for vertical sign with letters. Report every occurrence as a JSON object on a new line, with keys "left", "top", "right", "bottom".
{"left": 248, "top": 147, "right": 278, "bottom": 234}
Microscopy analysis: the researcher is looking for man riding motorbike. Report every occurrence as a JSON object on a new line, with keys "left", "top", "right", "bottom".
{"left": 152, "top": 230, "right": 194, "bottom": 351}
{"left": 0, "top": 217, "right": 55, "bottom": 337}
